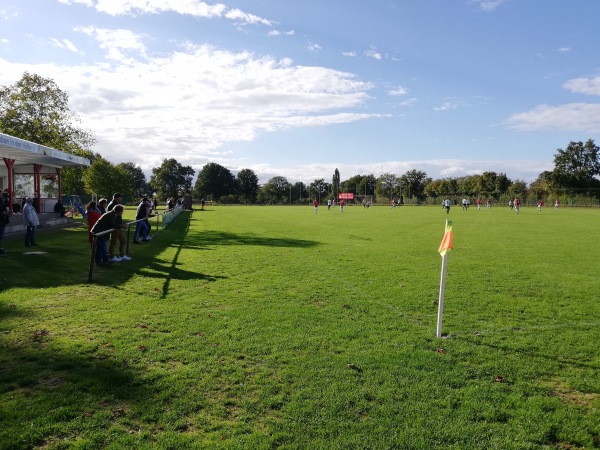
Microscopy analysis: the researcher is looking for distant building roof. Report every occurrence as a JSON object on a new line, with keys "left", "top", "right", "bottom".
{"left": 0, "top": 132, "right": 90, "bottom": 168}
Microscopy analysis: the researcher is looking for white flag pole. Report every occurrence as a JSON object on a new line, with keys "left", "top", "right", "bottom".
{"left": 436, "top": 252, "right": 448, "bottom": 338}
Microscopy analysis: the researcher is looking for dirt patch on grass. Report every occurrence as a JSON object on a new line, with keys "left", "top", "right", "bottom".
{"left": 543, "top": 378, "right": 599, "bottom": 409}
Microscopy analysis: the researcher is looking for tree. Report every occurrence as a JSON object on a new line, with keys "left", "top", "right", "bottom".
{"left": 236, "top": 168, "right": 259, "bottom": 203}
{"left": 309, "top": 178, "right": 327, "bottom": 202}
{"left": 117, "top": 162, "right": 148, "bottom": 197}
{"left": 83, "top": 156, "right": 130, "bottom": 198}
{"left": 359, "top": 174, "right": 376, "bottom": 197}
{"left": 376, "top": 173, "right": 398, "bottom": 200}
{"left": 549, "top": 139, "right": 600, "bottom": 193}
{"left": 341, "top": 174, "right": 364, "bottom": 194}
{"left": 0, "top": 72, "right": 96, "bottom": 152}
{"left": 0, "top": 72, "right": 97, "bottom": 196}
{"left": 399, "top": 169, "right": 430, "bottom": 202}
{"left": 61, "top": 149, "right": 99, "bottom": 195}
{"left": 291, "top": 181, "right": 308, "bottom": 203}
{"left": 332, "top": 168, "right": 340, "bottom": 200}
{"left": 258, "top": 176, "right": 289, "bottom": 204}
{"left": 193, "top": 162, "right": 235, "bottom": 201}
{"left": 150, "top": 158, "right": 194, "bottom": 200}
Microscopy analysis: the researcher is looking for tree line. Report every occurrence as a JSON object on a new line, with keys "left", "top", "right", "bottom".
{"left": 2, "top": 73, "right": 599, "bottom": 205}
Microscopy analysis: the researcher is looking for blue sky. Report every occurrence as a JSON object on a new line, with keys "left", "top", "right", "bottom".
{"left": 1, "top": 0, "right": 599, "bottom": 184}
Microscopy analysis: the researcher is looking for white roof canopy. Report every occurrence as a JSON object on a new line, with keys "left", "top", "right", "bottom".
{"left": 0, "top": 132, "right": 90, "bottom": 168}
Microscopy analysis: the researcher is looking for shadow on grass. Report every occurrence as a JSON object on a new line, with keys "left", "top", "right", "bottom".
{"left": 0, "top": 210, "right": 320, "bottom": 293}
{"left": 183, "top": 230, "right": 321, "bottom": 249}
{"left": 0, "top": 343, "right": 153, "bottom": 448}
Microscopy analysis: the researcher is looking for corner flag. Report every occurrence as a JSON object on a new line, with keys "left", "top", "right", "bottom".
{"left": 438, "top": 220, "right": 453, "bottom": 256}
{"left": 437, "top": 219, "right": 453, "bottom": 338}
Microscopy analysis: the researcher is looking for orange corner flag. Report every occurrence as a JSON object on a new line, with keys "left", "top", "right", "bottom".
{"left": 438, "top": 220, "right": 453, "bottom": 256}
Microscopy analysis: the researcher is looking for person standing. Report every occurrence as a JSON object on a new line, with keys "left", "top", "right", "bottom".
{"left": 107, "top": 193, "right": 131, "bottom": 262}
{"left": 133, "top": 197, "right": 150, "bottom": 243}
{"left": 339, "top": 199, "right": 345, "bottom": 212}
{"left": 391, "top": 197, "right": 396, "bottom": 209}
{"left": 327, "top": 199, "right": 331, "bottom": 210}
{"left": 555, "top": 198, "right": 560, "bottom": 209}
{"left": 23, "top": 197, "right": 40, "bottom": 247}
{"left": 85, "top": 201, "right": 102, "bottom": 247}
{"left": 0, "top": 190, "right": 10, "bottom": 255}
{"left": 508, "top": 199, "right": 513, "bottom": 209}
{"left": 486, "top": 198, "right": 491, "bottom": 209}
{"left": 443, "top": 198, "right": 451, "bottom": 214}
{"left": 313, "top": 199, "right": 319, "bottom": 214}
{"left": 462, "top": 198, "right": 467, "bottom": 210}
{"left": 91, "top": 205, "right": 125, "bottom": 266}
{"left": 514, "top": 197, "right": 521, "bottom": 214}
{"left": 477, "top": 198, "right": 482, "bottom": 211}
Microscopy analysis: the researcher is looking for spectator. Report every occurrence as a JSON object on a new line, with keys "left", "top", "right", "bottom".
{"left": 85, "top": 201, "right": 102, "bottom": 247}
{"left": 107, "top": 193, "right": 130, "bottom": 262}
{"left": 23, "top": 196, "right": 40, "bottom": 247}
{"left": 167, "top": 198, "right": 174, "bottom": 210}
{"left": 54, "top": 199, "right": 66, "bottom": 216}
{"left": 0, "top": 190, "right": 10, "bottom": 255}
{"left": 133, "top": 197, "right": 150, "bottom": 244}
{"left": 91, "top": 204, "right": 125, "bottom": 266}
{"left": 98, "top": 198, "right": 108, "bottom": 214}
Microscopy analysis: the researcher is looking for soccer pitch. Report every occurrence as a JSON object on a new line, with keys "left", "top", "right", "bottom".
{"left": 1, "top": 204, "right": 599, "bottom": 449}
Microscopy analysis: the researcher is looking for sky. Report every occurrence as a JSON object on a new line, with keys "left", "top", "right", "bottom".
{"left": 1, "top": 0, "right": 600, "bottom": 185}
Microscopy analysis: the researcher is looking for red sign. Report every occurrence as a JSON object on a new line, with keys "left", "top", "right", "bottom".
{"left": 338, "top": 193, "right": 354, "bottom": 200}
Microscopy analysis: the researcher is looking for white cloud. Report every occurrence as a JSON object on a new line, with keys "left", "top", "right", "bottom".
{"left": 0, "top": 43, "right": 378, "bottom": 172}
{"left": 49, "top": 38, "right": 81, "bottom": 53}
{"left": 342, "top": 51, "right": 356, "bottom": 57}
{"left": 473, "top": 0, "right": 508, "bottom": 12}
{"left": 505, "top": 103, "right": 600, "bottom": 132}
{"left": 307, "top": 42, "right": 322, "bottom": 52}
{"left": 225, "top": 8, "right": 273, "bottom": 26}
{"left": 563, "top": 76, "right": 600, "bottom": 96}
{"left": 69, "top": 0, "right": 273, "bottom": 26}
{"left": 557, "top": 47, "right": 572, "bottom": 53}
{"left": 76, "top": 26, "right": 147, "bottom": 62}
{"left": 433, "top": 101, "right": 461, "bottom": 111}
{"left": 269, "top": 30, "right": 294, "bottom": 37}
{"left": 365, "top": 48, "right": 382, "bottom": 60}
{"left": 388, "top": 86, "right": 407, "bottom": 96}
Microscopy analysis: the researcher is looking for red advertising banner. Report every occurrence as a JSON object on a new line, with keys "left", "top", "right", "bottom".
{"left": 338, "top": 193, "right": 354, "bottom": 200}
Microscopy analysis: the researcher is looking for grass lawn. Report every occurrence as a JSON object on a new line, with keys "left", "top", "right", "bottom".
{"left": 0, "top": 204, "right": 599, "bottom": 449}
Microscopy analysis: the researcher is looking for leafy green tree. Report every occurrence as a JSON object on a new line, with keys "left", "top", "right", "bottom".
{"left": 309, "top": 178, "right": 328, "bottom": 202}
{"left": 332, "top": 168, "right": 340, "bottom": 199}
{"left": 0, "top": 72, "right": 96, "bottom": 152}
{"left": 83, "top": 156, "right": 130, "bottom": 198}
{"left": 508, "top": 179, "right": 528, "bottom": 198}
{"left": 341, "top": 174, "right": 364, "bottom": 194}
{"left": 61, "top": 149, "right": 99, "bottom": 195}
{"left": 0, "top": 72, "right": 97, "bottom": 196}
{"left": 291, "top": 181, "right": 308, "bottom": 203}
{"left": 359, "top": 174, "right": 376, "bottom": 196}
{"left": 549, "top": 139, "right": 600, "bottom": 193}
{"left": 529, "top": 171, "right": 552, "bottom": 199}
{"left": 236, "top": 168, "right": 259, "bottom": 203}
{"left": 258, "top": 176, "right": 289, "bottom": 204}
{"left": 193, "top": 162, "right": 235, "bottom": 201}
{"left": 150, "top": 158, "right": 194, "bottom": 200}
{"left": 376, "top": 173, "right": 398, "bottom": 200}
{"left": 399, "top": 169, "right": 430, "bottom": 201}
{"left": 117, "top": 162, "right": 148, "bottom": 197}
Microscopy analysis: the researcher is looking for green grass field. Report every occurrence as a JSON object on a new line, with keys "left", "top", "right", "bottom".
{"left": 1, "top": 204, "right": 599, "bottom": 449}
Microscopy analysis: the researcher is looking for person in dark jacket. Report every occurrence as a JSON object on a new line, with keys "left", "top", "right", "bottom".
{"left": 90, "top": 205, "right": 124, "bottom": 265}
{"left": 133, "top": 197, "right": 150, "bottom": 243}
